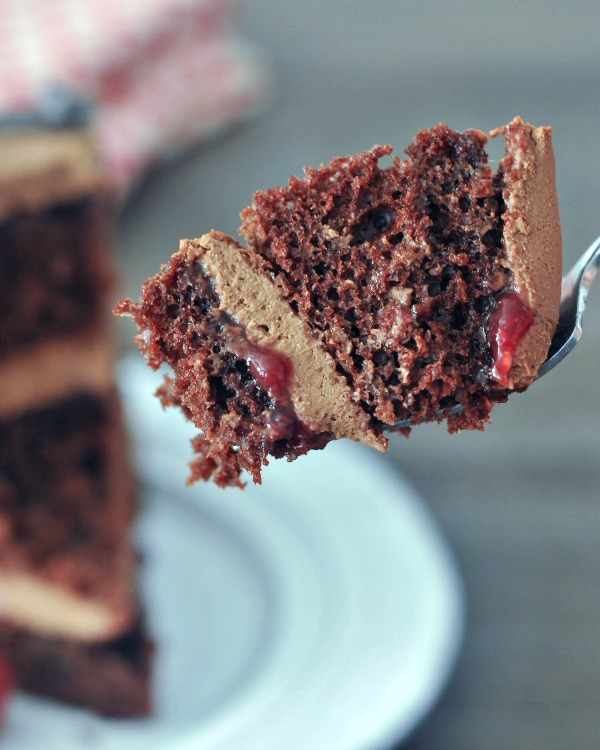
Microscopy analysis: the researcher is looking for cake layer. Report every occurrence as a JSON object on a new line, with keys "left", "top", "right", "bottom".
{"left": 0, "top": 329, "right": 114, "bottom": 419}
{"left": 0, "top": 130, "right": 103, "bottom": 221}
{"left": 0, "top": 389, "right": 138, "bottom": 641}
{"left": 0, "top": 615, "right": 153, "bottom": 717}
{"left": 0, "top": 194, "right": 114, "bottom": 359}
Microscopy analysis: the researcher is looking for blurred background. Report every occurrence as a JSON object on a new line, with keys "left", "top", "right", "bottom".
{"left": 3, "top": 0, "right": 600, "bottom": 748}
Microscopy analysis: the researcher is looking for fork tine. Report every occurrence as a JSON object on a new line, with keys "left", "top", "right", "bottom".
{"left": 537, "top": 234, "right": 600, "bottom": 378}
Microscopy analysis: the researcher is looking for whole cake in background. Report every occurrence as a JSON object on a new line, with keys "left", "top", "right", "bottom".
{"left": 117, "top": 117, "right": 562, "bottom": 488}
{"left": 0, "top": 128, "right": 152, "bottom": 716}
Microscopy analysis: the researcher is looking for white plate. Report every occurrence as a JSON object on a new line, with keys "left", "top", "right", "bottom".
{"left": 4, "top": 358, "right": 464, "bottom": 750}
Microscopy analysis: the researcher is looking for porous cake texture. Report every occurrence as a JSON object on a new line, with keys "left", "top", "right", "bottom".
{"left": 118, "top": 118, "right": 562, "bottom": 488}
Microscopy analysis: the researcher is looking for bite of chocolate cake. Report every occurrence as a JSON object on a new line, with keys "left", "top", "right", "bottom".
{"left": 116, "top": 117, "right": 562, "bottom": 488}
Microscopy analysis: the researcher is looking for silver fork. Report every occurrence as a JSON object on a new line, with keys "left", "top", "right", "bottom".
{"left": 391, "top": 235, "right": 600, "bottom": 429}
{"left": 537, "top": 234, "right": 600, "bottom": 378}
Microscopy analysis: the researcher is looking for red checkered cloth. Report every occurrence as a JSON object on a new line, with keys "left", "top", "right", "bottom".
{"left": 0, "top": 0, "right": 269, "bottom": 193}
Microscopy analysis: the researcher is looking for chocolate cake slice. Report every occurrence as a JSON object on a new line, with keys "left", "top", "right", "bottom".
{"left": 117, "top": 117, "right": 562, "bottom": 488}
{"left": 0, "top": 128, "right": 152, "bottom": 716}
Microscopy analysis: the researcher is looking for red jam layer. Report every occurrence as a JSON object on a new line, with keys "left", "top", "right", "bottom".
{"left": 487, "top": 291, "right": 534, "bottom": 387}
{"left": 229, "top": 337, "right": 328, "bottom": 448}
{"left": 243, "top": 346, "right": 293, "bottom": 401}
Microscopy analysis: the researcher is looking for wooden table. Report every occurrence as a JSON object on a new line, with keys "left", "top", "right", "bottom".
{"left": 116, "top": 2, "right": 600, "bottom": 747}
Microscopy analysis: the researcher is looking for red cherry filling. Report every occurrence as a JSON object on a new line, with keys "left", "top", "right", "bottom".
{"left": 0, "top": 655, "right": 15, "bottom": 724}
{"left": 246, "top": 348, "right": 293, "bottom": 401}
{"left": 487, "top": 291, "right": 534, "bottom": 388}
{"left": 230, "top": 338, "right": 328, "bottom": 447}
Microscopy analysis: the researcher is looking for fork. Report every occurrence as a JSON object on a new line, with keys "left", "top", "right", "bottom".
{"left": 537, "top": 234, "right": 600, "bottom": 377}
{"left": 391, "top": 235, "right": 600, "bottom": 429}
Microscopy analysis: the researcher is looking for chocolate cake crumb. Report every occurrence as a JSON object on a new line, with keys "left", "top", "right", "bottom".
{"left": 241, "top": 128, "right": 508, "bottom": 431}
{"left": 118, "top": 118, "right": 562, "bottom": 487}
